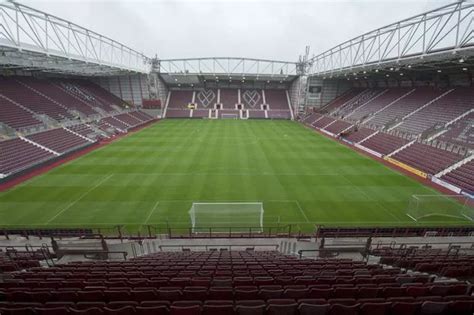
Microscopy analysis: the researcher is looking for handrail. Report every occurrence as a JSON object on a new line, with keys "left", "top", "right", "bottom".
{"left": 158, "top": 244, "right": 279, "bottom": 251}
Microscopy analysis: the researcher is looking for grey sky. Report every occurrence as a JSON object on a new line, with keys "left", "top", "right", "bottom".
{"left": 23, "top": 0, "right": 452, "bottom": 61}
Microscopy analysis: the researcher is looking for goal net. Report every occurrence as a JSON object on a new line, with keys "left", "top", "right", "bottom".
{"left": 189, "top": 202, "right": 264, "bottom": 233}
{"left": 406, "top": 194, "right": 474, "bottom": 222}
{"left": 221, "top": 113, "right": 239, "bottom": 119}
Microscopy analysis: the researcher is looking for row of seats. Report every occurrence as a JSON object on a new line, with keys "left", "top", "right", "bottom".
{"left": 1, "top": 298, "right": 473, "bottom": 315}
{"left": 26, "top": 128, "right": 90, "bottom": 154}
{"left": 2, "top": 285, "right": 470, "bottom": 302}
{"left": 391, "top": 142, "right": 463, "bottom": 175}
{"left": 442, "top": 160, "right": 474, "bottom": 194}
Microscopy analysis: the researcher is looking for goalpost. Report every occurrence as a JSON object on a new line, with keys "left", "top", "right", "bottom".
{"left": 189, "top": 202, "right": 264, "bottom": 233}
{"left": 221, "top": 113, "right": 239, "bottom": 119}
{"left": 406, "top": 194, "right": 474, "bottom": 222}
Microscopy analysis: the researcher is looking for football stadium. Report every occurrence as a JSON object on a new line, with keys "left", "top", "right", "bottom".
{"left": 0, "top": 0, "right": 473, "bottom": 314}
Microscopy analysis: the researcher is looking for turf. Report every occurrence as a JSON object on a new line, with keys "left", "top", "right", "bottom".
{"left": 0, "top": 119, "right": 471, "bottom": 234}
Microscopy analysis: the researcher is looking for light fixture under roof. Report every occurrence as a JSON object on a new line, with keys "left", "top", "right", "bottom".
{"left": 400, "top": 73, "right": 404, "bottom": 76}
{"left": 459, "top": 58, "right": 465, "bottom": 63}
{"left": 408, "top": 65, "right": 412, "bottom": 68}
{"left": 386, "top": 74, "right": 390, "bottom": 77}
{"left": 390, "top": 67, "right": 394, "bottom": 71}
{"left": 437, "top": 69, "right": 442, "bottom": 73}
{"left": 462, "top": 67, "right": 468, "bottom": 71}
{"left": 375, "top": 69, "right": 379, "bottom": 73}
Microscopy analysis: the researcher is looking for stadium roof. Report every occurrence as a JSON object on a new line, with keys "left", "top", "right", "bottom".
{"left": 0, "top": 0, "right": 149, "bottom": 76}
{"left": 309, "top": 0, "right": 474, "bottom": 78}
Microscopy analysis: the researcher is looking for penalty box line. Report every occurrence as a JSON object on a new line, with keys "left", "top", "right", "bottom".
{"left": 44, "top": 173, "right": 114, "bottom": 225}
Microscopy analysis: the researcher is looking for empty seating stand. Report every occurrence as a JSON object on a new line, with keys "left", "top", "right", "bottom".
{"left": 26, "top": 128, "right": 91, "bottom": 154}
{"left": 392, "top": 143, "right": 464, "bottom": 175}
{"left": 369, "top": 87, "right": 446, "bottom": 128}
{"left": 322, "top": 89, "right": 364, "bottom": 113}
{"left": 313, "top": 116, "right": 336, "bottom": 129}
{"left": 0, "top": 251, "right": 473, "bottom": 315}
{"left": 396, "top": 88, "right": 474, "bottom": 136}
{"left": 17, "top": 77, "right": 99, "bottom": 117}
{"left": 324, "top": 120, "right": 352, "bottom": 135}
{"left": 342, "top": 128, "right": 377, "bottom": 144}
{"left": 359, "top": 132, "right": 409, "bottom": 156}
{"left": 0, "top": 138, "right": 54, "bottom": 175}
{"left": 0, "top": 96, "right": 43, "bottom": 131}
{"left": 442, "top": 160, "right": 474, "bottom": 194}
{"left": 0, "top": 77, "right": 74, "bottom": 122}
{"left": 347, "top": 88, "right": 412, "bottom": 121}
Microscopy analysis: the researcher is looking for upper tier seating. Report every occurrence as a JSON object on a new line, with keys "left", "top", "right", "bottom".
{"left": 219, "top": 89, "right": 239, "bottom": 109}
{"left": 336, "top": 89, "right": 383, "bottom": 117}
{"left": 437, "top": 113, "right": 474, "bottom": 149}
{"left": 0, "top": 138, "right": 54, "bottom": 175}
{"left": 26, "top": 128, "right": 91, "bottom": 154}
{"left": 79, "top": 81, "right": 126, "bottom": 108}
{"left": 0, "top": 251, "right": 473, "bottom": 314}
{"left": 359, "top": 132, "right": 409, "bottom": 155}
{"left": 396, "top": 88, "right": 474, "bottom": 136}
{"left": 347, "top": 88, "right": 412, "bottom": 121}
{"left": 241, "top": 89, "right": 263, "bottom": 109}
{"left": 322, "top": 89, "right": 364, "bottom": 113}
{"left": 0, "top": 77, "right": 74, "bottom": 122}
{"left": 342, "top": 128, "right": 377, "bottom": 144}
{"left": 441, "top": 160, "right": 474, "bottom": 194}
{"left": 368, "top": 87, "right": 445, "bottom": 128}
{"left": 17, "top": 77, "right": 98, "bottom": 117}
{"left": 324, "top": 120, "right": 352, "bottom": 134}
{"left": 265, "top": 90, "right": 288, "bottom": 109}
{"left": 195, "top": 89, "right": 217, "bottom": 109}
{"left": 0, "top": 96, "right": 43, "bottom": 130}
{"left": 59, "top": 81, "right": 116, "bottom": 113}
{"left": 168, "top": 91, "right": 193, "bottom": 109}
{"left": 391, "top": 142, "right": 464, "bottom": 175}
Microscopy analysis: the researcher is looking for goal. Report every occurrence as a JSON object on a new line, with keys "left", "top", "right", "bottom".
{"left": 189, "top": 202, "right": 264, "bottom": 233}
{"left": 221, "top": 113, "right": 239, "bottom": 119}
{"left": 406, "top": 194, "right": 474, "bottom": 222}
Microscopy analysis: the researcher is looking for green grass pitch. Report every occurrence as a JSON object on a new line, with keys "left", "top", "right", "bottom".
{"left": 0, "top": 119, "right": 471, "bottom": 234}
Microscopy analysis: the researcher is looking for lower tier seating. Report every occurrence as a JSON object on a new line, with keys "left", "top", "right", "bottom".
{"left": 26, "top": 128, "right": 91, "bottom": 154}
{"left": 441, "top": 160, "right": 474, "bottom": 194}
{"left": 324, "top": 120, "right": 352, "bottom": 134}
{"left": 391, "top": 143, "right": 464, "bottom": 175}
{"left": 342, "top": 128, "right": 377, "bottom": 144}
{"left": 0, "top": 138, "right": 54, "bottom": 175}
{"left": 0, "top": 251, "right": 473, "bottom": 314}
{"left": 359, "top": 132, "right": 409, "bottom": 155}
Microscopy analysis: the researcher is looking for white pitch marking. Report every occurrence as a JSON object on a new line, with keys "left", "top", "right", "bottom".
{"left": 294, "top": 200, "right": 310, "bottom": 222}
{"left": 340, "top": 174, "right": 402, "bottom": 223}
{"left": 144, "top": 201, "right": 160, "bottom": 224}
{"left": 45, "top": 173, "right": 114, "bottom": 224}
